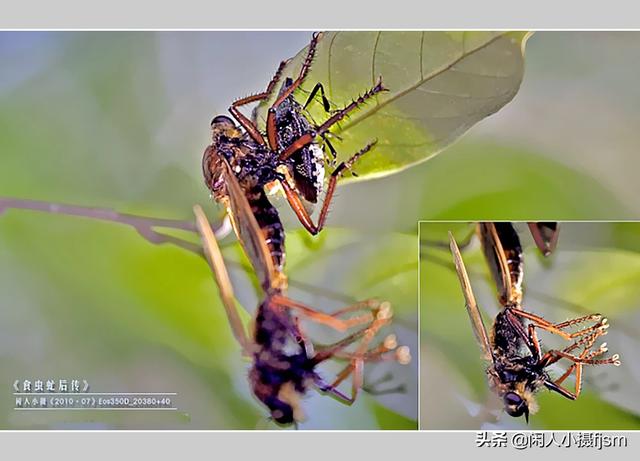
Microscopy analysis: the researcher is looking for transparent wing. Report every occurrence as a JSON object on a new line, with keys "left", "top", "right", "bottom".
{"left": 449, "top": 231, "right": 493, "bottom": 362}
{"left": 220, "top": 159, "right": 282, "bottom": 291}
{"left": 193, "top": 204, "right": 251, "bottom": 354}
{"left": 478, "top": 222, "right": 514, "bottom": 307}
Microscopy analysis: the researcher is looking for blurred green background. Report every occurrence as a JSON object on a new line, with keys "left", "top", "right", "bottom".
{"left": 420, "top": 222, "right": 640, "bottom": 429}
{"left": 1, "top": 31, "right": 640, "bottom": 430}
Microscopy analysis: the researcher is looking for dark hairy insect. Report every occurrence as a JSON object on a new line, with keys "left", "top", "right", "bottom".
{"left": 193, "top": 187, "right": 409, "bottom": 425}
{"left": 449, "top": 222, "right": 620, "bottom": 422}
{"left": 203, "top": 32, "right": 385, "bottom": 241}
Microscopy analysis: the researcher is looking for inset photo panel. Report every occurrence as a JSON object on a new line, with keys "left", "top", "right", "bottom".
{"left": 419, "top": 221, "right": 640, "bottom": 430}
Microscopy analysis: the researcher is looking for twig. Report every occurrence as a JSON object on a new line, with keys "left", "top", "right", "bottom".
{"left": 0, "top": 196, "right": 231, "bottom": 253}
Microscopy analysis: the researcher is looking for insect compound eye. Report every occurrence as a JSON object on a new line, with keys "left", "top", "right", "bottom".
{"left": 266, "top": 397, "right": 295, "bottom": 426}
{"left": 271, "top": 403, "right": 294, "bottom": 425}
{"left": 210, "top": 115, "right": 234, "bottom": 127}
{"left": 504, "top": 392, "right": 522, "bottom": 407}
{"left": 503, "top": 392, "right": 527, "bottom": 418}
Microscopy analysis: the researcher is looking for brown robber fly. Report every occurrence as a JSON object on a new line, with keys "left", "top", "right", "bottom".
{"left": 203, "top": 32, "right": 384, "bottom": 239}
{"left": 193, "top": 160, "right": 409, "bottom": 426}
{"left": 449, "top": 222, "right": 620, "bottom": 422}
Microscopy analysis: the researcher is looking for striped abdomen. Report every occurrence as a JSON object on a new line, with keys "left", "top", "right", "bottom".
{"left": 246, "top": 187, "right": 286, "bottom": 274}
{"left": 479, "top": 222, "right": 524, "bottom": 306}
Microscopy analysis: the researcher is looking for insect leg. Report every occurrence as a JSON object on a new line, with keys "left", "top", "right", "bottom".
{"left": 227, "top": 59, "right": 290, "bottom": 146}
{"left": 279, "top": 141, "right": 377, "bottom": 235}
{"left": 193, "top": 205, "right": 252, "bottom": 356}
{"left": 270, "top": 293, "right": 392, "bottom": 332}
{"left": 321, "top": 133, "right": 338, "bottom": 162}
{"left": 540, "top": 348, "right": 620, "bottom": 367}
{"left": 303, "top": 82, "right": 331, "bottom": 112}
{"left": 329, "top": 334, "right": 411, "bottom": 365}
{"left": 543, "top": 339, "right": 609, "bottom": 400}
{"left": 314, "top": 362, "right": 362, "bottom": 406}
{"left": 314, "top": 327, "right": 386, "bottom": 405}
{"left": 509, "top": 308, "right": 608, "bottom": 341}
{"left": 554, "top": 341, "right": 610, "bottom": 396}
{"left": 527, "top": 323, "right": 543, "bottom": 361}
{"left": 539, "top": 330, "right": 611, "bottom": 368}
{"left": 278, "top": 79, "right": 387, "bottom": 161}
{"left": 266, "top": 32, "right": 321, "bottom": 150}
{"left": 544, "top": 379, "right": 579, "bottom": 400}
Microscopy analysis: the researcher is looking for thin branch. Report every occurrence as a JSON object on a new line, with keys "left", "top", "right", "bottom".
{"left": 1, "top": 196, "right": 412, "bottom": 323}
{"left": 0, "top": 196, "right": 231, "bottom": 253}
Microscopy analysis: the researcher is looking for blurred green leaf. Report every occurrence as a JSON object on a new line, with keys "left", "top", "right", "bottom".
{"left": 0, "top": 210, "right": 259, "bottom": 429}
{"left": 535, "top": 391, "right": 640, "bottom": 430}
{"left": 413, "top": 142, "right": 628, "bottom": 220}
{"left": 372, "top": 400, "right": 417, "bottom": 430}
{"left": 550, "top": 249, "right": 640, "bottom": 319}
{"left": 256, "top": 31, "right": 529, "bottom": 180}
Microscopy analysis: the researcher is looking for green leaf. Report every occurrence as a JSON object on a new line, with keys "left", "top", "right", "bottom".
{"left": 256, "top": 31, "right": 530, "bottom": 180}
{"left": 412, "top": 141, "right": 628, "bottom": 220}
{"left": 372, "top": 400, "right": 418, "bottom": 430}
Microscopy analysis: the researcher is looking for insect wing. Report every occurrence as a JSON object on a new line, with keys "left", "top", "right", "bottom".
{"left": 193, "top": 205, "right": 251, "bottom": 354}
{"left": 221, "top": 160, "right": 279, "bottom": 291}
{"left": 478, "top": 222, "right": 515, "bottom": 307}
{"left": 449, "top": 232, "right": 493, "bottom": 362}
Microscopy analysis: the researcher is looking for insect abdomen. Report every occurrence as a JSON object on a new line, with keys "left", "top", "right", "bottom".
{"left": 246, "top": 187, "right": 286, "bottom": 272}
{"left": 494, "top": 223, "right": 524, "bottom": 304}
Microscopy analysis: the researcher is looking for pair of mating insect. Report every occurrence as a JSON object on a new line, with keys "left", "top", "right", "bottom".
{"left": 195, "top": 32, "right": 409, "bottom": 425}
{"left": 449, "top": 223, "right": 620, "bottom": 422}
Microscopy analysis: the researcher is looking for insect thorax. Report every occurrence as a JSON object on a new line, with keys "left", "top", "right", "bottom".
{"left": 492, "top": 310, "right": 526, "bottom": 357}
{"left": 490, "top": 312, "right": 548, "bottom": 394}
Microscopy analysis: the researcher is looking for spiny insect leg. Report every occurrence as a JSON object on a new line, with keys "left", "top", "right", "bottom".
{"left": 543, "top": 342, "right": 607, "bottom": 400}
{"left": 509, "top": 308, "right": 608, "bottom": 341}
{"left": 266, "top": 32, "right": 321, "bottom": 150}
{"left": 228, "top": 59, "right": 290, "bottom": 146}
{"left": 280, "top": 140, "right": 377, "bottom": 235}
{"left": 278, "top": 78, "right": 387, "bottom": 161}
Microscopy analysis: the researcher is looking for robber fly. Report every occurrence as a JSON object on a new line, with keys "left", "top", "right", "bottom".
{"left": 204, "top": 32, "right": 385, "bottom": 240}
{"left": 449, "top": 222, "right": 620, "bottom": 422}
{"left": 194, "top": 155, "right": 409, "bottom": 426}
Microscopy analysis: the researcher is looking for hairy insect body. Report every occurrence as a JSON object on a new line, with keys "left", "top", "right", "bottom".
{"left": 203, "top": 116, "right": 287, "bottom": 275}
{"left": 489, "top": 309, "right": 546, "bottom": 414}
{"left": 250, "top": 296, "right": 315, "bottom": 424}
{"left": 491, "top": 309, "right": 526, "bottom": 356}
